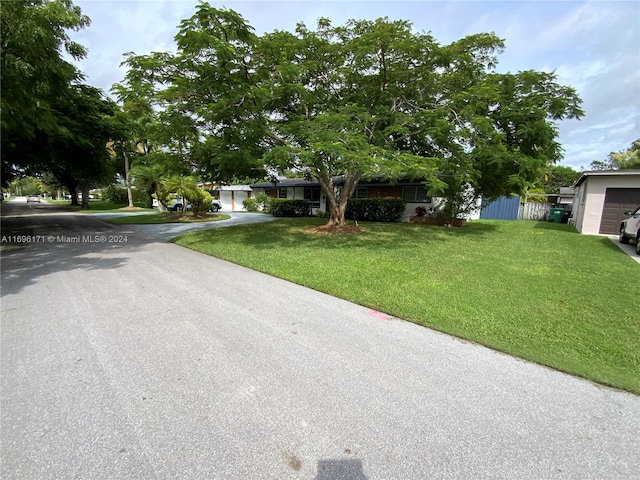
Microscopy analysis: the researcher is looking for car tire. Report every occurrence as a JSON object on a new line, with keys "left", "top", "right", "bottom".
{"left": 619, "top": 227, "right": 630, "bottom": 244}
{"left": 211, "top": 205, "right": 220, "bottom": 212}
{"left": 636, "top": 233, "right": 640, "bottom": 256}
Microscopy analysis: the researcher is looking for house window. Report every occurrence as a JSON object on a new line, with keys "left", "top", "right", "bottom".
{"left": 304, "top": 188, "right": 321, "bottom": 209}
{"left": 278, "top": 188, "right": 287, "bottom": 199}
{"left": 354, "top": 187, "right": 368, "bottom": 198}
{"left": 402, "top": 186, "right": 431, "bottom": 203}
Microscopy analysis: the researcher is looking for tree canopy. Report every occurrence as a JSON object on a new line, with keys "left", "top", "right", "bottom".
{"left": 589, "top": 140, "right": 640, "bottom": 171}
{"left": 118, "top": 4, "right": 583, "bottom": 227}
{"left": 1, "top": 0, "right": 89, "bottom": 140}
{"left": 118, "top": 4, "right": 584, "bottom": 226}
{"left": 1, "top": 0, "right": 121, "bottom": 204}
{"left": 543, "top": 165, "right": 581, "bottom": 194}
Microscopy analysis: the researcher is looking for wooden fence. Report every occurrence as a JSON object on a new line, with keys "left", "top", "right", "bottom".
{"left": 519, "top": 202, "right": 551, "bottom": 221}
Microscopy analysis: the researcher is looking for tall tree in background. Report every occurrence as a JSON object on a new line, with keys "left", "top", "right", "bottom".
{"left": 45, "top": 84, "right": 119, "bottom": 207}
{"left": 543, "top": 165, "right": 581, "bottom": 194}
{"left": 590, "top": 140, "right": 640, "bottom": 170}
{"left": 118, "top": 3, "right": 583, "bottom": 229}
{"left": 1, "top": 0, "right": 90, "bottom": 183}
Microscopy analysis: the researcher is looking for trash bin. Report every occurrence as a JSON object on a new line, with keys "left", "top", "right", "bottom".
{"left": 549, "top": 207, "right": 565, "bottom": 223}
{"left": 562, "top": 210, "right": 571, "bottom": 224}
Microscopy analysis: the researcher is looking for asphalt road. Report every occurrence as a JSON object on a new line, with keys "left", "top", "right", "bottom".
{"left": 1, "top": 199, "right": 639, "bottom": 479}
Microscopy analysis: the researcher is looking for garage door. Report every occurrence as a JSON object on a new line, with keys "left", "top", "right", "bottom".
{"left": 598, "top": 188, "right": 640, "bottom": 234}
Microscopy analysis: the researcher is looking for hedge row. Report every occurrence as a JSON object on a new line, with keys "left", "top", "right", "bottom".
{"left": 345, "top": 198, "right": 406, "bottom": 222}
{"left": 269, "top": 199, "right": 311, "bottom": 217}
{"left": 253, "top": 197, "right": 406, "bottom": 222}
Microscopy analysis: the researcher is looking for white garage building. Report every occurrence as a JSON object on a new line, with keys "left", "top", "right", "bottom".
{"left": 572, "top": 170, "right": 640, "bottom": 235}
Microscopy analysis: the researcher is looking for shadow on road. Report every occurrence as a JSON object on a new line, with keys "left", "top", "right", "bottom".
{"left": 1, "top": 201, "right": 147, "bottom": 296}
{"left": 315, "top": 458, "right": 368, "bottom": 479}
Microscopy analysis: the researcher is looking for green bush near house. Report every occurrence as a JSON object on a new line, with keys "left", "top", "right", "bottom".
{"left": 189, "top": 189, "right": 213, "bottom": 217}
{"left": 243, "top": 192, "right": 271, "bottom": 212}
{"left": 269, "top": 198, "right": 310, "bottom": 217}
{"left": 243, "top": 197, "right": 259, "bottom": 211}
{"left": 346, "top": 198, "right": 406, "bottom": 222}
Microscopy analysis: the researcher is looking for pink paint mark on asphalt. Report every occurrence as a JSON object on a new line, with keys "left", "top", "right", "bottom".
{"left": 368, "top": 310, "right": 391, "bottom": 321}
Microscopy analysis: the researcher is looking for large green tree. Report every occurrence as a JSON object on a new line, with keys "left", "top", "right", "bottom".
{"left": 1, "top": 0, "right": 89, "bottom": 183}
{"left": 44, "top": 84, "right": 119, "bottom": 207}
{"left": 118, "top": 4, "right": 583, "bottom": 228}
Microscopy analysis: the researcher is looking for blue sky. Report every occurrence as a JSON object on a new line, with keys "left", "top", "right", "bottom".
{"left": 69, "top": 0, "right": 640, "bottom": 170}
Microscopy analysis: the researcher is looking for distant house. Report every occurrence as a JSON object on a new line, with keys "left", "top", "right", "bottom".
{"left": 250, "top": 177, "right": 445, "bottom": 221}
{"left": 571, "top": 170, "right": 640, "bottom": 235}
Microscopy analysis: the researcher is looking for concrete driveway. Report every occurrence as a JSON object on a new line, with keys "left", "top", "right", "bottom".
{"left": 608, "top": 235, "right": 640, "bottom": 264}
{"left": 88, "top": 210, "right": 277, "bottom": 241}
{"left": 1, "top": 201, "right": 639, "bottom": 479}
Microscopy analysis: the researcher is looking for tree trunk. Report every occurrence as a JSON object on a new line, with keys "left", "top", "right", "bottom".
{"left": 317, "top": 169, "right": 362, "bottom": 228}
{"left": 69, "top": 185, "right": 79, "bottom": 206}
{"left": 326, "top": 194, "right": 348, "bottom": 227}
{"left": 123, "top": 150, "right": 134, "bottom": 208}
{"left": 81, "top": 187, "right": 90, "bottom": 209}
{"left": 153, "top": 182, "right": 167, "bottom": 212}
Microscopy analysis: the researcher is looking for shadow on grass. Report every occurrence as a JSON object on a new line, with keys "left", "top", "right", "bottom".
{"left": 599, "top": 236, "right": 626, "bottom": 253}
{"left": 531, "top": 221, "right": 578, "bottom": 233}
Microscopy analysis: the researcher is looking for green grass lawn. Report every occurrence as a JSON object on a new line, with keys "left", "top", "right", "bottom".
{"left": 175, "top": 218, "right": 640, "bottom": 394}
{"left": 107, "top": 212, "right": 230, "bottom": 224}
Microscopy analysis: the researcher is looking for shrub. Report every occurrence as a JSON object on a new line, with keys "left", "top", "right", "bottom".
{"left": 188, "top": 189, "right": 213, "bottom": 217}
{"left": 346, "top": 198, "right": 406, "bottom": 222}
{"left": 101, "top": 185, "right": 127, "bottom": 203}
{"left": 269, "top": 199, "right": 311, "bottom": 217}
{"left": 415, "top": 205, "right": 427, "bottom": 217}
{"left": 243, "top": 192, "right": 272, "bottom": 212}
{"left": 243, "top": 198, "right": 259, "bottom": 211}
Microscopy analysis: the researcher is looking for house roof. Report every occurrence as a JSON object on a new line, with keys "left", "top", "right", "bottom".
{"left": 573, "top": 169, "right": 640, "bottom": 187}
{"left": 250, "top": 175, "right": 428, "bottom": 189}
{"left": 213, "top": 185, "right": 253, "bottom": 191}
{"left": 250, "top": 178, "right": 324, "bottom": 188}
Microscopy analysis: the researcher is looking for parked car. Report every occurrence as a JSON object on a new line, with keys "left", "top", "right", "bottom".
{"left": 167, "top": 199, "right": 185, "bottom": 211}
{"left": 619, "top": 206, "right": 640, "bottom": 255}
{"left": 27, "top": 195, "right": 41, "bottom": 203}
{"left": 167, "top": 198, "right": 222, "bottom": 212}
{"left": 209, "top": 199, "right": 222, "bottom": 212}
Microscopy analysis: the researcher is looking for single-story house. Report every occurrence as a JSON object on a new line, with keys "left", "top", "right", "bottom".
{"left": 571, "top": 170, "right": 640, "bottom": 235}
{"left": 249, "top": 177, "right": 478, "bottom": 222}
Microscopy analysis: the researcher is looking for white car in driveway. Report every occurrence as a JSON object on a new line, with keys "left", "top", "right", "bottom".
{"left": 166, "top": 198, "right": 222, "bottom": 212}
{"left": 619, "top": 206, "right": 640, "bottom": 255}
